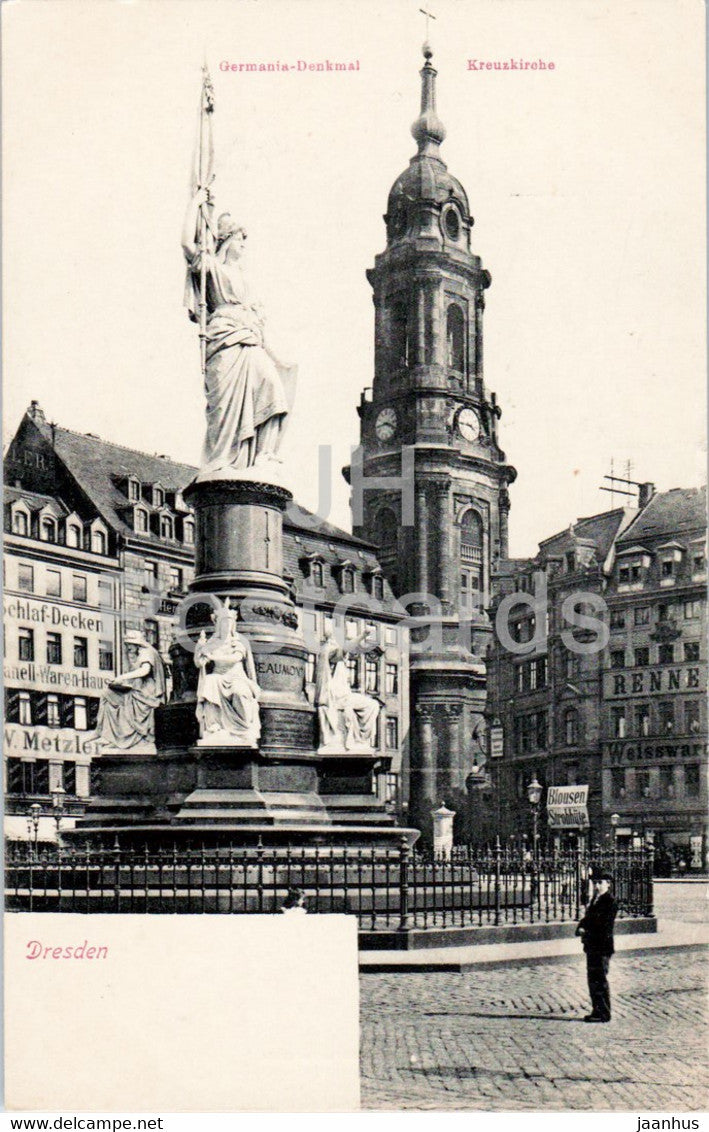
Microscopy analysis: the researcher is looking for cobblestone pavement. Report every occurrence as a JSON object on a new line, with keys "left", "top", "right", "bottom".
{"left": 360, "top": 947, "right": 708, "bottom": 1111}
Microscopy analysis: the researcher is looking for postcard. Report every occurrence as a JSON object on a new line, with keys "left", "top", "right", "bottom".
{"left": 3, "top": 0, "right": 706, "bottom": 1120}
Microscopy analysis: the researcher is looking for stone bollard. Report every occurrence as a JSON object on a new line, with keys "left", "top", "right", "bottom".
{"left": 431, "top": 802, "right": 456, "bottom": 858}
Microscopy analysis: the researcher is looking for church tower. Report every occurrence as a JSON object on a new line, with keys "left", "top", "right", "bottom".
{"left": 350, "top": 43, "right": 516, "bottom": 837}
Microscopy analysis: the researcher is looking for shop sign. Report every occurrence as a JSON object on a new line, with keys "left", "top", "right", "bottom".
{"left": 547, "top": 784, "right": 589, "bottom": 829}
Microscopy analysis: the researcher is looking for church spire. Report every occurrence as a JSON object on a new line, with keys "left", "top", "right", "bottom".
{"left": 411, "top": 42, "right": 446, "bottom": 158}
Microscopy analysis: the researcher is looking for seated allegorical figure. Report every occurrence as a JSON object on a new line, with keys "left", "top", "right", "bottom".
{"left": 194, "top": 598, "right": 261, "bottom": 747}
{"left": 314, "top": 626, "right": 380, "bottom": 753}
{"left": 95, "top": 630, "right": 168, "bottom": 752}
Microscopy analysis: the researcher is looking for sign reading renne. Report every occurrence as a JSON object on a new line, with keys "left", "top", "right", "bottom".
{"left": 546, "top": 785, "right": 590, "bottom": 829}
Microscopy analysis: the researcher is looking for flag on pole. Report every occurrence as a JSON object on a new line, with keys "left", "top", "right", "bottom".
{"left": 191, "top": 64, "right": 215, "bottom": 195}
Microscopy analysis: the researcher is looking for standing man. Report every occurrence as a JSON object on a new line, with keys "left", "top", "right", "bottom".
{"left": 575, "top": 870, "right": 618, "bottom": 1023}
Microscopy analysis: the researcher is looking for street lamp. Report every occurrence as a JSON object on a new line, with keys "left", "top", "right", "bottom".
{"left": 26, "top": 803, "right": 41, "bottom": 854}
{"left": 526, "top": 776, "right": 543, "bottom": 859}
{"left": 52, "top": 786, "right": 66, "bottom": 838}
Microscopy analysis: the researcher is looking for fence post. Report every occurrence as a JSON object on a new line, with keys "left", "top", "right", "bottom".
{"left": 397, "top": 835, "right": 411, "bottom": 933}
{"left": 575, "top": 838, "right": 585, "bottom": 920}
{"left": 113, "top": 837, "right": 121, "bottom": 914}
{"left": 643, "top": 844, "right": 654, "bottom": 916}
{"left": 494, "top": 836, "right": 501, "bottom": 926}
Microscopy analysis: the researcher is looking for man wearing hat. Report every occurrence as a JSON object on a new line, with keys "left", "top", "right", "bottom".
{"left": 575, "top": 870, "right": 618, "bottom": 1023}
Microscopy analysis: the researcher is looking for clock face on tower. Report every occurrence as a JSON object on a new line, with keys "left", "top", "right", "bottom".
{"left": 457, "top": 407, "right": 481, "bottom": 442}
{"left": 375, "top": 407, "right": 398, "bottom": 442}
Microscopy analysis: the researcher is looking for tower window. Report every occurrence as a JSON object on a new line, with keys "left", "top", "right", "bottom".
{"left": 390, "top": 300, "right": 408, "bottom": 368}
{"left": 376, "top": 508, "right": 399, "bottom": 568}
{"left": 446, "top": 303, "right": 465, "bottom": 372}
{"left": 444, "top": 209, "right": 460, "bottom": 240}
{"left": 460, "top": 509, "right": 483, "bottom": 599}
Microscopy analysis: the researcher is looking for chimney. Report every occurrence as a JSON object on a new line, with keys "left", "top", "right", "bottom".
{"left": 28, "top": 400, "right": 46, "bottom": 423}
{"left": 638, "top": 482, "right": 655, "bottom": 508}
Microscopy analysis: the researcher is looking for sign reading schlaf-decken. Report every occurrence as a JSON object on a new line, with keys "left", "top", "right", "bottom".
{"left": 547, "top": 785, "right": 590, "bottom": 828}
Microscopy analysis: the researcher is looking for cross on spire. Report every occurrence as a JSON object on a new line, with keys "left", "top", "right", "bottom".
{"left": 419, "top": 6, "right": 436, "bottom": 41}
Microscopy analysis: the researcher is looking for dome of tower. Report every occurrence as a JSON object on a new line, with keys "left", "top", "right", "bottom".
{"left": 384, "top": 43, "right": 472, "bottom": 241}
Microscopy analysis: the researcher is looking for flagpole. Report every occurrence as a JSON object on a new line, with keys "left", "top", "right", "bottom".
{"left": 198, "top": 65, "right": 214, "bottom": 380}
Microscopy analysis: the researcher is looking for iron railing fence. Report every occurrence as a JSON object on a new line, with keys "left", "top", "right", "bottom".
{"left": 5, "top": 840, "right": 654, "bottom": 930}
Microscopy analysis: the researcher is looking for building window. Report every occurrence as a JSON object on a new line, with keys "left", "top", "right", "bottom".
{"left": 46, "top": 633, "right": 62, "bottom": 666}
{"left": 634, "top": 647, "right": 650, "bottom": 667}
{"left": 135, "top": 509, "right": 149, "bottom": 534}
{"left": 47, "top": 694, "right": 60, "bottom": 728}
{"left": 685, "top": 764, "right": 700, "bottom": 798}
{"left": 515, "top": 665, "right": 525, "bottom": 693}
{"left": 153, "top": 487, "right": 164, "bottom": 507}
{"left": 635, "top": 704, "right": 650, "bottom": 737}
{"left": 144, "top": 620, "right": 159, "bottom": 647}
{"left": 634, "top": 607, "right": 650, "bottom": 626}
{"left": 160, "top": 516, "right": 174, "bottom": 539}
{"left": 564, "top": 709, "right": 579, "bottom": 746}
{"left": 630, "top": 565, "right": 642, "bottom": 582}
{"left": 618, "top": 566, "right": 630, "bottom": 584}
{"left": 684, "top": 641, "right": 700, "bottom": 661}
{"left": 636, "top": 769, "right": 651, "bottom": 798}
{"left": 365, "top": 655, "right": 380, "bottom": 693}
{"left": 372, "top": 575, "right": 384, "bottom": 601}
{"left": 565, "top": 762, "right": 580, "bottom": 786}
{"left": 41, "top": 517, "right": 57, "bottom": 542}
{"left": 18, "top": 627, "right": 35, "bottom": 662}
{"left": 92, "top": 529, "right": 107, "bottom": 555}
{"left": 63, "top": 761, "right": 77, "bottom": 795}
{"left": 537, "top": 657, "right": 548, "bottom": 687}
{"left": 660, "top": 765, "right": 675, "bottom": 799}
{"left": 535, "top": 711, "right": 548, "bottom": 750}
{"left": 311, "top": 560, "right": 324, "bottom": 588}
{"left": 183, "top": 519, "right": 195, "bottom": 545}
{"left": 529, "top": 661, "right": 538, "bottom": 691}
{"left": 74, "top": 697, "right": 88, "bottom": 731}
{"left": 18, "top": 563, "right": 34, "bottom": 593}
{"left": 460, "top": 510, "right": 483, "bottom": 585}
{"left": 661, "top": 560, "right": 674, "bottom": 578}
{"left": 610, "top": 650, "right": 625, "bottom": 669}
{"left": 66, "top": 523, "right": 82, "bottom": 548}
{"left": 446, "top": 303, "right": 465, "bottom": 371}
{"left": 345, "top": 654, "right": 359, "bottom": 688}
{"left": 98, "top": 579, "right": 113, "bottom": 608}
{"left": 13, "top": 509, "right": 29, "bottom": 536}
{"left": 385, "top": 663, "right": 398, "bottom": 695}
{"left": 74, "top": 637, "right": 88, "bottom": 668}
{"left": 692, "top": 552, "right": 705, "bottom": 574}
{"left": 72, "top": 574, "right": 87, "bottom": 603}
{"left": 18, "top": 691, "right": 32, "bottom": 725}
{"left": 611, "top": 768, "right": 626, "bottom": 800}
{"left": 144, "top": 562, "right": 159, "bottom": 589}
{"left": 98, "top": 640, "right": 114, "bottom": 671}
{"left": 46, "top": 569, "right": 61, "bottom": 597}
{"left": 385, "top": 626, "right": 397, "bottom": 646}
{"left": 385, "top": 716, "right": 399, "bottom": 749}
{"left": 658, "top": 702, "right": 674, "bottom": 735}
{"left": 169, "top": 566, "right": 183, "bottom": 592}
{"left": 684, "top": 701, "right": 701, "bottom": 735}
{"left": 342, "top": 566, "right": 355, "bottom": 594}
{"left": 684, "top": 600, "right": 701, "bottom": 619}
{"left": 128, "top": 479, "right": 140, "bottom": 502}
{"left": 657, "top": 604, "right": 670, "bottom": 622}
{"left": 658, "top": 644, "right": 674, "bottom": 665}
{"left": 611, "top": 707, "right": 626, "bottom": 739}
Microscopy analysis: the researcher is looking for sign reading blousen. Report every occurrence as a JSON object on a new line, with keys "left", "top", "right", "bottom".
{"left": 546, "top": 785, "right": 590, "bottom": 829}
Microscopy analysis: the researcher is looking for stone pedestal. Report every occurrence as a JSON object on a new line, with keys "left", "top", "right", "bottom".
{"left": 75, "top": 471, "right": 416, "bottom": 849}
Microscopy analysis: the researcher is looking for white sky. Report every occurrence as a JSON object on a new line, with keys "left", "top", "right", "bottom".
{"left": 2, "top": 0, "right": 705, "bottom": 558}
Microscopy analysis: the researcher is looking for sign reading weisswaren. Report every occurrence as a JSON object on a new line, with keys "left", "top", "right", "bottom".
{"left": 546, "top": 785, "right": 590, "bottom": 829}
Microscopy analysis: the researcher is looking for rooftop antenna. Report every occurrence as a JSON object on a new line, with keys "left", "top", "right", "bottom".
{"left": 600, "top": 459, "right": 643, "bottom": 505}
